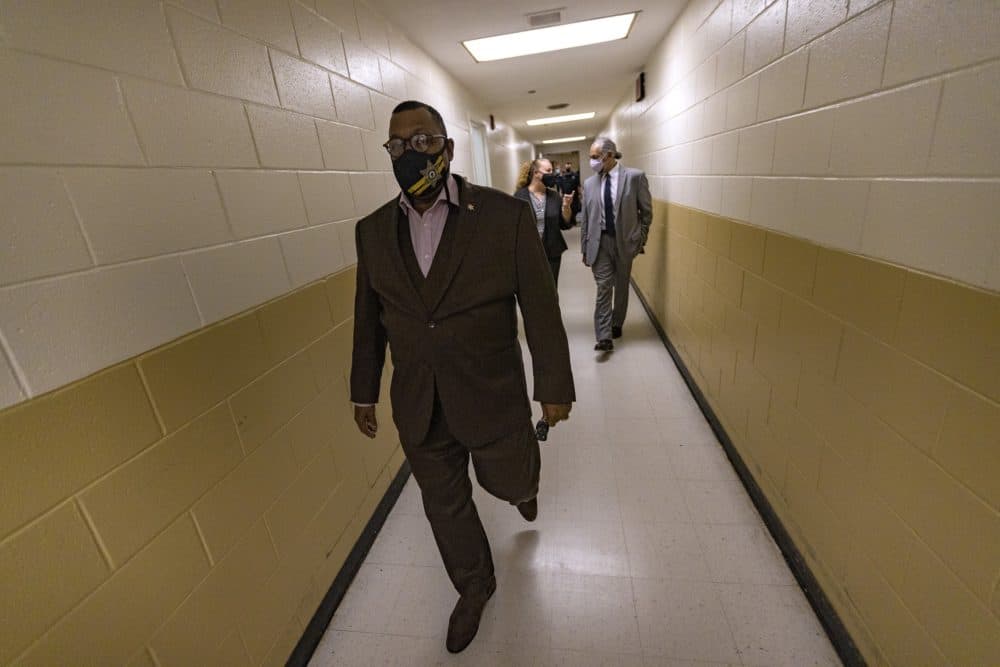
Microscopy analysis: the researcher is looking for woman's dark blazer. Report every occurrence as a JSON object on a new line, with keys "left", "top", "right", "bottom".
{"left": 514, "top": 187, "right": 572, "bottom": 259}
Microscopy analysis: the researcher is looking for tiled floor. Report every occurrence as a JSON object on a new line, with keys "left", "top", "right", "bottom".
{"left": 310, "top": 229, "right": 842, "bottom": 666}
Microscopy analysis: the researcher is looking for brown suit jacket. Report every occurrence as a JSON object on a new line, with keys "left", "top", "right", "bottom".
{"left": 350, "top": 175, "right": 575, "bottom": 448}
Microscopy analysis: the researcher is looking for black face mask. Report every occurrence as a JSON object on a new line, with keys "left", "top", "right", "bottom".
{"left": 541, "top": 173, "right": 557, "bottom": 188}
{"left": 393, "top": 148, "right": 449, "bottom": 200}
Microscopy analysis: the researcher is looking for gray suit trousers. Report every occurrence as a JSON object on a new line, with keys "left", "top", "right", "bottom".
{"left": 592, "top": 233, "right": 633, "bottom": 341}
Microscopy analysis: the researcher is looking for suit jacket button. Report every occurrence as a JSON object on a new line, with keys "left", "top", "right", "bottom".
{"left": 428, "top": 321, "right": 437, "bottom": 328}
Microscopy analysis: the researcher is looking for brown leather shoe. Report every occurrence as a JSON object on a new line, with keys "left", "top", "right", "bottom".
{"left": 594, "top": 339, "right": 614, "bottom": 352}
{"left": 446, "top": 577, "right": 496, "bottom": 653}
{"left": 516, "top": 497, "right": 538, "bottom": 522}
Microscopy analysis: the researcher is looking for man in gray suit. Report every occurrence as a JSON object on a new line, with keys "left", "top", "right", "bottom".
{"left": 580, "top": 137, "right": 653, "bottom": 351}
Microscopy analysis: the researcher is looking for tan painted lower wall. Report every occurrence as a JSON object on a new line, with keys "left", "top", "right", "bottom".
{"left": 632, "top": 201, "right": 1000, "bottom": 666}
{"left": 0, "top": 266, "right": 404, "bottom": 666}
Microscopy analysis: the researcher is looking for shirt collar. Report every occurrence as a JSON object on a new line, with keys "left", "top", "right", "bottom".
{"left": 605, "top": 162, "right": 621, "bottom": 178}
{"left": 398, "top": 173, "right": 459, "bottom": 216}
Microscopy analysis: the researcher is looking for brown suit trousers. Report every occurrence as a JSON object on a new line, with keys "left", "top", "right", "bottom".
{"left": 404, "top": 396, "right": 540, "bottom": 594}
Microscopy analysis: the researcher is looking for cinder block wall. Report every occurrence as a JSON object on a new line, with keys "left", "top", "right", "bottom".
{"left": 2, "top": 268, "right": 402, "bottom": 666}
{"left": 606, "top": 1, "right": 999, "bottom": 665}
{"left": 0, "top": 1, "right": 531, "bottom": 664}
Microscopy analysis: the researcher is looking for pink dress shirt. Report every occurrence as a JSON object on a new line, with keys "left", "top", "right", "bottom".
{"left": 398, "top": 174, "right": 460, "bottom": 277}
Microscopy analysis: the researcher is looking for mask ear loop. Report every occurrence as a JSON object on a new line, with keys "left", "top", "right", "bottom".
{"left": 443, "top": 171, "right": 453, "bottom": 206}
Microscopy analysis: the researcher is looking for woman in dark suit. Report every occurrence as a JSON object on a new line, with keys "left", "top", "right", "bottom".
{"left": 514, "top": 158, "right": 574, "bottom": 284}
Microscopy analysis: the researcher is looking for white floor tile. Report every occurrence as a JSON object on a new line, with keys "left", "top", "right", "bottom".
{"left": 643, "top": 656, "right": 738, "bottom": 666}
{"left": 549, "top": 416, "right": 610, "bottom": 444}
{"left": 603, "top": 392, "right": 658, "bottom": 421}
{"left": 438, "top": 641, "right": 540, "bottom": 666}
{"left": 668, "top": 444, "right": 740, "bottom": 482}
{"left": 545, "top": 520, "right": 631, "bottom": 577}
{"left": 548, "top": 573, "right": 642, "bottom": 654}
{"left": 614, "top": 445, "right": 677, "bottom": 486}
{"left": 554, "top": 484, "right": 623, "bottom": 524}
{"left": 393, "top": 478, "right": 426, "bottom": 516}
{"left": 308, "top": 630, "right": 418, "bottom": 666}
{"left": 657, "top": 416, "right": 722, "bottom": 447}
{"left": 632, "top": 578, "right": 741, "bottom": 663}
{"left": 605, "top": 417, "right": 668, "bottom": 445}
{"left": 695, "top": 524, "right": 796, "bottom": 585}
{"left": 476, "top": 570, "right": 554, "bottom": 648}
{"left": 383, "top": 565, "right": 456, "bottom": 638}
{"left": 624, "top": 522, "right": 711, "bottom": 582}
{"left": 366, "top": 513, "right": 442, "bottom": 567}
{"left": 680, "top": 480, "right": 762, "bottom": 525}
{"left": 650, "top": 396, "right": 709, "bottom": 423}
{"left": 557, "top": 444, "right": 618, "bottom": 484}
{"left": 536, "top": 647, "right": 644, "bottom": 666}
{"left": 619, "top": 476, "right": 692, "bottom": 525}
{"left": 715, "top": 583, "right": 841, "bottom": 666}
{"left": 329, "top": 563, "right": 408, "bottom": 634}
{"left": 487, "top": 518, "right": 551, "bottom": 573}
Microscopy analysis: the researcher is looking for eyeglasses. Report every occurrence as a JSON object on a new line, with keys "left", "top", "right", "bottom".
{"left": 383, "top": 133, "right": 447, "bottom": 159}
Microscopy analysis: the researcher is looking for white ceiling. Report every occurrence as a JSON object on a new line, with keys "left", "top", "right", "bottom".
{"left": 367, "top": 1, "right": 686, "bottom": 145}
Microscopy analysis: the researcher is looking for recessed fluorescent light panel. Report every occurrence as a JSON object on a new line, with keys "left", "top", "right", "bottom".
{"left": 542, "top": 136, "right": 586, "bottom": 144}
{"left": 463, "top": 12, "right": 637, "bottom": 63}
{"left": 526, "top": 112, "right": 596, "bottom": 126}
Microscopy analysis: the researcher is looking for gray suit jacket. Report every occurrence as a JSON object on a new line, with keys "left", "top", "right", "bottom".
{"left": 579, "top": 165, "right": 653, "bottom": 266}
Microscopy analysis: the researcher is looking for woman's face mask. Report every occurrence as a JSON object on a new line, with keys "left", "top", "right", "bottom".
{"left": 393, "top": 147, "right": 449, "bottom": 200}
{"left": 541, "top": 173, "right": 557, "bottom": 188}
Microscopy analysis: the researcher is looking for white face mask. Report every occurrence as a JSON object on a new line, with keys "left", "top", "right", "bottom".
{"left": 589, "top": 157, "right": 604, "bottom": 173}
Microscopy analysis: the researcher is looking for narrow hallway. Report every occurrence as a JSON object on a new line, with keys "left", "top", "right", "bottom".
{"left": 3, "top": 1, "right": 996, "bottom": 664}
{"left": 310, "top": 228, "right": 842, "bottom": 666}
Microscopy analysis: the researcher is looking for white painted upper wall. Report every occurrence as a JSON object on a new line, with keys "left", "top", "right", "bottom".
{"left": 600, "top": 0, "right": 1000, "bottom": 294}
{"left": 0, "top": 0, "right": 531, "bottom": 409}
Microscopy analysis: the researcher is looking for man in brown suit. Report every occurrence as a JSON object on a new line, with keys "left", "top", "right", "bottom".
{"left": 350, "top": 101, "right": 575, "bottom": 653}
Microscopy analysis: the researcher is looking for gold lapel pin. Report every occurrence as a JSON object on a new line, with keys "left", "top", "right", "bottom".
{"left": 467, "top": 203, "right": 477, "bottom": 212}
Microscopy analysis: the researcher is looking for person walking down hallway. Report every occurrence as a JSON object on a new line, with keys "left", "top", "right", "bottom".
{"left": 558, "top": 161, "right": 581, "bottom": 218}
{"left": 514, "top": 158, "right": 575, "bottom": 284}
{"left": 350, "top": 101, "right": 576, "bottom": 654}
{"left": 580, "top": 137, "right": 652, "bottom": 352}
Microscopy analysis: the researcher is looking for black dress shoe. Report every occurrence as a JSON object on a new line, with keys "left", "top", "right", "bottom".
{"left": 594, "top": 339, "right": 614, "bottom": 352}
{"left": 516, "top": 497, "right": 538, "bottom": 521}
{"left": 446, "top": 577, "right": 496, "bottom": 653}
{"left": 612, "top": 326, "right": 623, "bottom": 339}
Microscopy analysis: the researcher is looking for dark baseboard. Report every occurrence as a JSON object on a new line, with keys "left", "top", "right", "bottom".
{"left": 631, "top": 280, "right": 866, "bottom": 667}
{"left": 287, "top": 461, "right": 412, "bottom": 667}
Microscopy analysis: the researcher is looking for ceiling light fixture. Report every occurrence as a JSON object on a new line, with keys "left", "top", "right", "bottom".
{"left": 542, "top": 136, "right": 587, "bottom": 144}
{"left": 462, "top": 12, "right": 638, "bottom": 63}
{"left": 527, "top": 112, "right": 596, "bottom": 126}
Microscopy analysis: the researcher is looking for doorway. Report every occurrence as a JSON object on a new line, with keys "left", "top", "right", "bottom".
{"left": 541, "top": 150, "right": 580, "bottom": 173}
{"left": 469, "top": 121, "right": 492, "bottom": 187}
